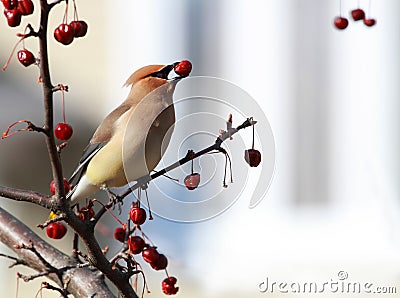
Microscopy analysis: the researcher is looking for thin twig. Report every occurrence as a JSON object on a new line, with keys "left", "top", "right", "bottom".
{"left": 15, "top": 241, "right": 57, "bottom": 273}
{"left": 36, "top": 215, "right": 66, "bottom": 229}
{"left": 40, "top": 282, "right": 69, "bottom": 298}
{"left": 0, "top": 253, "right": 27, "bottom": 268}
{"left": 49, "top": 0, "right": 66, "bottom": 8}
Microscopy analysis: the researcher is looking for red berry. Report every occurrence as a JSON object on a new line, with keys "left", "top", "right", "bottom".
{"left": 184, "top": 173, "right": 200, "bottom": 190}
{"left": 17, "top": 0, "right": 33, "bottom": 15}
{"left": 46, "top": 222, "right": 67, "bottom": 239}
{"left": 333, "top": 16, "right": 349, "bottom": 30}
{"left": 4, "top": 8, "right": 21, "bottom": 27}
{"left": 162, "top": 283, "right": 179, "bottom": 295}
{"left": 162, "top": 277, "right": 179, "bottom": 295}
{"left": 17, "top": 49, "right": 35, "bottom": 67}
{"left": 114, "top": 227, "right": 126, "bottom": 242}
{"left": 70, "top": 20, "right": 88, "bottom": 38}
{"left": 174, "top": 60, "right": 192, "bottom": 77}
{"left": 129, "top": 206, "right": 146, "bottom": 225}
{"left": 50, "top": 178, "right": 71, "bottom": 195}
{"left": 364, "top": 18, "right": 376, "bottom": 27}
{"left": 54, "top": 24, "right": 75, "bottom": 45}
{"left": 2, "top": 0, "right": 18, "bottom": 9}
{"left": 54, "top": 123, "right": 73, "bottom": 140}
{"left": 150, "top": 253, "right": 168, "bottom": 270}
{"left": 128, "top": 235, "right": 146, "bottom": 254}
{"left": 164, "top": 276, "right": 177, "bottom": 285}
{"left": 142, "top": 247, "right": 160, "bottom": 264}
{"left": 244, "top": 149, "right": 261, "bottom": 167}
{"left": 351, "top": 8, "right": 365, "bottom": 21}
{"left": 78, "top": 207, "right": 95, "bottom": 221}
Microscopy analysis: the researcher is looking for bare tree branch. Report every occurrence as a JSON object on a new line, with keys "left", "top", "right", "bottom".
{"left": 0, "top": 207, "right": 115, "bottom": 297}
{"left": 38, "top": 0, "right": 66, "bottom": 200}
{"left": 0, "top": 186, "right": 54, "bottom": 208}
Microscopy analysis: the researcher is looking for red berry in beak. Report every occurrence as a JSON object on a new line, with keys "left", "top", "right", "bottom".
{"left": 46, "top": 222, "right": 67, "bottom": 239}
{"left": 54, "top": 24, "right": 75, "bottom": 45}
{"left": 49, "top": 178, "right": 71, "bottom": 195}
{"left": 333, "top": 16, "right": 349, "bottom": 30}
{"left": 351, "top": 8, "right": 365, "bottom": 21}
{"left": 150, "top": 253, "right": 168, "bottom": 270}
{"left": 127, "top": 235, "right": 146, "bottom": 254}
{"left": 114, "top": 227, "right": 126, "bottom": 242}
{"left": 363, "top": 18, "right": 376, "bottom": 27}
{"left": 17, "top": 49, "right": 35, "bottom": 67}
{"left": 54, "top": 123, "right": 73, "bottom": 140}
{"left": 174, "top": 60, "right": 192, "bottom": 77}
{"left": 2, "top": 0, "right": 17, "bottom": 9}
{"left": 4, "top": 8, "right": 21, "bottom": 27}
{"left": 162, "top": 276, "right": 179, "bottom": 295}
{"left": 129, "top": 205, "right": 146, "bottom": 225}
{"left": 17, "top": 0, "right": 33, "bottom": 15}
{"left": 70, "top": 20, "right": 88, "bottom": 38}
{"left": 142, "top": 247, "right": 160, "bottom": 264}
{"left": 184, "top": 173, "right": 200, "bottom": 190}
{"left": 244, "top": 149, "right": 261, "bottom": 167}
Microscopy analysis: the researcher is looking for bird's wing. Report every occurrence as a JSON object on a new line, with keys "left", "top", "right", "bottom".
{"left": 68, "top": 103, "right": 133, "bottom": 185}
{"left": 90, "top": 103, "right": 132, "bottom": 144}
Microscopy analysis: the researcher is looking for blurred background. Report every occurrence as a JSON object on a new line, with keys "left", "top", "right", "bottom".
{"left": 1, "top": 0, "right": 400, "bottom": 297}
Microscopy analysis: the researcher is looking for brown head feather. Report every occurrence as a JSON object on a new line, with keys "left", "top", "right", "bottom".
{"left": 123, "top": 64, "right": 166, "bottom": 87}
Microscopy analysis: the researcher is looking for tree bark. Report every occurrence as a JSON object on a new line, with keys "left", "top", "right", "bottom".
{"left": 0, "top": 206, "right": 115, "bottom": 297}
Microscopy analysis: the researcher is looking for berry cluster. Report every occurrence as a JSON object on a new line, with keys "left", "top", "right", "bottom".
{"left": 1, "top": 1, "right": 88, "bottom": 70}
{"left": 112, "top": 201, "right": 179, "bottom": 295}
{"left": 1, "top": 0, "right": 36, "bottom": 70}
{"left": 2, "top": 0, "right": 33, "bottom": 27}
{"left": 54, "top": 0, "right": 87, "bottom": 45}
{"left": 334, "top": 6, "right": 376, "bottom": 30}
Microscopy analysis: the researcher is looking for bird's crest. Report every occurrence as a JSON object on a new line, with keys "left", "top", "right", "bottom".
{"left": 123, "top": 64, "right": 166, "bottom": 87}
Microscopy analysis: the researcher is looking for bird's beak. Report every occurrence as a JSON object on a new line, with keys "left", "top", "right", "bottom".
{"left": 170, "top": 62, "right": 182, "bottom": 81}
{"left": 164, "top": 62, "right": 183, "bottom": 82}
{"left": 152, "top": 61, "right": 191, "bottom": 81}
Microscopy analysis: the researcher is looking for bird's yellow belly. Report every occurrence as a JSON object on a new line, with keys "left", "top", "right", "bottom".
{"left": 85, "top": 143, "right": 127, "bottom": 188}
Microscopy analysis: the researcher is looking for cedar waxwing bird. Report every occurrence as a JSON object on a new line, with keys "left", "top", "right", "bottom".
{"left": 67, "top": 62, "right": 189, "bottom": 205}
